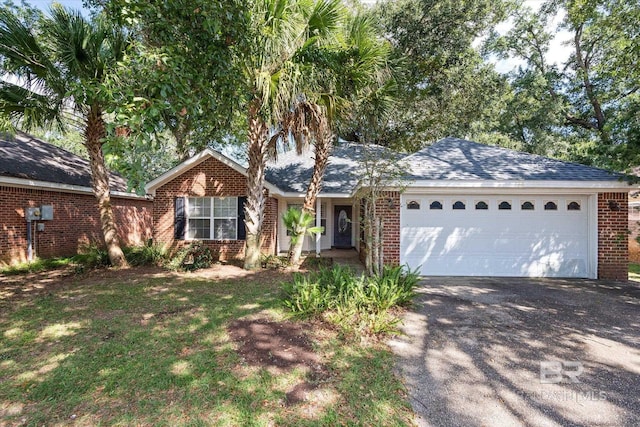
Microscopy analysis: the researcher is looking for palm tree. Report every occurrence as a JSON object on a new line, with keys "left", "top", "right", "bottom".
{"left": 274, "top": 13, "right": 394, "bottom": 266}
{"left": 0, "top": 6, "right": 131, "bottom": 267}
{"left": 242, "top": 0, "right": 343, "bottom": 269}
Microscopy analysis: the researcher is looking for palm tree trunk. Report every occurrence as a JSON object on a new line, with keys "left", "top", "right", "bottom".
{"left": 85, "top": 103, "right": 128, "bottom": 268}
{"left": 289, "top": 129, "right": 333, "bottom": 266}
{"left": 244, "top": 99, "right": 269, "bottom": 270}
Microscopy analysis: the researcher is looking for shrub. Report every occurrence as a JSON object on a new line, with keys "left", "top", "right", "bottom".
{"left": 261, "top": 254, "right": 290, "bottom": 269}
{"left": 123, "top": 242, "right": 168, "bottom": 267}
{"left": 282, "top": 264, "right": 419, "bottom": 336}
{"left": 166, "top": 242, "right": 214, "bottom": 271}
{"left": 74, "top": 243, "right": 110, "bottom": 270}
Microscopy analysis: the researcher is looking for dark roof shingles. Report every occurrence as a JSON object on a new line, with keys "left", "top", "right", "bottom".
{"left": 0, "top": 132, "right": 128, "bottom": 191}
{"left": 403, "top": 137, "right": 623, "bottom": 181}
{"left": 266, "top": 143, "right": 399, "bottom": 194}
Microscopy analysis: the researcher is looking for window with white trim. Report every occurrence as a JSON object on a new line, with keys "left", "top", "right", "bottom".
{"left": 186, "top": 197, "right": 237, "bottom": 240}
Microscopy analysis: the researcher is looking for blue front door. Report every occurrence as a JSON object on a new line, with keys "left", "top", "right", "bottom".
{"left": 333, "top": 205, "right": 352, "bottom": 248}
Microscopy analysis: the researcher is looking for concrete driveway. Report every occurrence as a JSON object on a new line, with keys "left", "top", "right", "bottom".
{"left": 388, "top": 277, "right": 640, "bottom": 427}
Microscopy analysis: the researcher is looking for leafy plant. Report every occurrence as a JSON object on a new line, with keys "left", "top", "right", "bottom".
{"left": 282, "top": 207, "right": 324, "bottom": 245}
{"left": 74, "top": 243, "right": 111, "bottom": 270}
{"left": 282, "top": 264, "right": 419, "bottom": 336}
{"left": 261, "top": 254, "right": 290, "bottom": 269}
{"left": 122, "top": 242, "right": 168, "bottom": 266}
{"left": 165, "top": 242, "right": 214, "bottom": 271}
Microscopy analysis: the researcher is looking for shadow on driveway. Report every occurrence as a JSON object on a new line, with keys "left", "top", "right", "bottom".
{"left": 388, "top": 277, "right": 640, "bottom": 427}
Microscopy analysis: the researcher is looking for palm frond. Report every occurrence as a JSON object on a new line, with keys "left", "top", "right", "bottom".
{"left": 0, "top": 81, "right": 65, "bottom": 131}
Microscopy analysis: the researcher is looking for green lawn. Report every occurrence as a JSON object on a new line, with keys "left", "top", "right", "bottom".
{"left": 0, "top": 267, "right": 412, "bottom": 426}
{"left": 629, "top": 263, "right": 640, "bottom": 282}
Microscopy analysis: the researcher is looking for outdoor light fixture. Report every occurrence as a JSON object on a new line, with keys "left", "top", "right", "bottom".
{"left": 608, "top": 200, "right": 620, "bottom": 211}
{"left": 387, "top": 198, "right": 395, "bottom": 209}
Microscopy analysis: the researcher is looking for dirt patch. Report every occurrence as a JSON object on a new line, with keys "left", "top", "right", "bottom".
{"left": 228, "top": 318, "right": 329, "bottom": 406}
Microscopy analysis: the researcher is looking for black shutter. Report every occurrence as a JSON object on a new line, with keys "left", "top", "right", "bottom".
{"left": 237, "top": 196, "right": 246, "bottom": 240}
{"left": 174, "top": 197, "right": 186, "bottom": 239}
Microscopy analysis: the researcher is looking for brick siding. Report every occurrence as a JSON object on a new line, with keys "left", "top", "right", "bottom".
{"left": 0, "top": 186, "right": 153, "bottom": 266}
{"left": 598, "top": 192, "right": 628, "bottom": 280}
{"left": 380, "top": 191, "right": 401, "bottom": 266}
{"left": 152, "top": 156, "right": 277, "bottom": 260}
{"left": 358, "top": 192, "right": 401, "bottom": 266}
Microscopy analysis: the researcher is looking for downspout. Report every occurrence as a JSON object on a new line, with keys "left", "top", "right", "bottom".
{"left": 26, "top": 219, "right": 33, "bottom": 261}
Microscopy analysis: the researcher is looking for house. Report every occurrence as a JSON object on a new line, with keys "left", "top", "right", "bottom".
{"left": 0, "top": 132, "right": 153, "bottom": 265}
{"left": 145, "top": 137, "right": 631, "bottom": 280}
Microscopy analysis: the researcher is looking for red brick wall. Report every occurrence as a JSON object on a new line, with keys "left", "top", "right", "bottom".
{"left": 598, "top": 192, "right": 628, "bottom": 280}
{"left": 0, "top": 185, "right": 153, "bottom": 266}
{"left": 379, "top": 191, "right": 401, "bottom": 266}
{"left": 357, "top": 192, "right": 401, "bottom": 266}
{"left": 152, "top": 156, "right": 277, "bottom": 260}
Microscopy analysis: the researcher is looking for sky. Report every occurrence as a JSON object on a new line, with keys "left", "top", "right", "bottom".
{"left": 25, "top": 0, "right": 86, "bottom": 12}
{"left": 24, "top": 0, "right": 573, "bottom": 75}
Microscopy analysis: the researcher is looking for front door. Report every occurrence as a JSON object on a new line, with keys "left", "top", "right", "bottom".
{"left": 333, "top": 205, "right": 352, "bottom": 248}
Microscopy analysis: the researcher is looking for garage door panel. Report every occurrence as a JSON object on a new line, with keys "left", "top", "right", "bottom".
{"left": 400, "top": 195, "right": 590, "bottom": 278}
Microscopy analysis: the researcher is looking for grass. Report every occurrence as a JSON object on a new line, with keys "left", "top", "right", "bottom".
{"left": 0, "top": 267, "right": 412, "bottom": 426}
{"left": 0, "top": 256, "right": 75, "bottom": 275}
{"left": 629, "top": 263, "right": 640, "bottom": 282}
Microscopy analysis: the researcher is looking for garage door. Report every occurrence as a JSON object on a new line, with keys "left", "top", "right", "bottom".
{"left": 400, "top": 195, "right": 592, "bottom": 277}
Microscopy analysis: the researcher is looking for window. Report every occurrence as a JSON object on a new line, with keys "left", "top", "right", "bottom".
{"left": 544, "top": 201, "right": 558, "bottom": 211}
{"left": 452, "top": 201, "right": 465, "bottom": 210}
{"left": 521, "top": 201, "right": 535, "bottom": 210}
{"left": 187, "top": 197, "right": 211, "bottom": 239}
{"left": 407, "top": 200, "right": 421, "bottom": 210}
{"left": 475, "top": 201, "right": 488, "bottom": 210}
{"left": 186, "top": 197, "right": 237, "bottom": 240}
{"left": 567, "top": 201, "right": 581, "bottom": 211}
{"left": 498, "top": 201, "right": 512, "bottom": 210}
{"left": 429, "top": 201, "right": 443, "bottom": 210}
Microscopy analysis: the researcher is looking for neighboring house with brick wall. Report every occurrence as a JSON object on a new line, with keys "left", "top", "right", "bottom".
{"left": 0, "top": 132, "right": 153, "bottom": 266}
{"left": 146, "top": 137, "right": 632, "bottom": 280}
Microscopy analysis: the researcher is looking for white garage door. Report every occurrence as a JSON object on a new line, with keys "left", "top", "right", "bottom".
{"left": 400, "top": 195, "right": 592, "bottom": 277}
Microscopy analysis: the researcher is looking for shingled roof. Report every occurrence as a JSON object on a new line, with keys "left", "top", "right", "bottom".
{"left": 265, "top": 142, "right": 399, "bottom": 194}
{"left": 0, "top": 132, "right": 128, "bottom": 191}
{"left": 403, "top": 137, "right": 624, "bottom": 182}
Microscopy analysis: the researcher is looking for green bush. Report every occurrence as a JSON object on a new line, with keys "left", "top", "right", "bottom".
{"left": 74, "top": 243, "right": 110, "bottom": 270}
{"left": 165, "top": 242, "right": 214, "bottom": 271}
{"left": 123, "top": 242, "right": 167, "bottom": 266}
{"left": 282, "top": 264, "right": 419, "bottom": 336}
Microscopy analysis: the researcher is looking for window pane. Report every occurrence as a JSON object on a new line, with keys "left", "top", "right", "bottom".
{"left": 187, "top": 219, "right": 210, "bottom": 239}
{"left": 214, "top": 197, "right": 236, "bottom": 218}
{"left": 407, "top": 201, "right": 420, "bottom": 210}
{"left": 568, "top": 201, "right": 581, "bottom": 211}
{"left": 430, "top": 201, "right": 443, "bottom": 210}
{"left": 544, "top": 201, "right": 558, "bottom": 211}
{"left": 498, "top": 201, "right": 512, "bottom": 210}
{"left": 189, "top": 197, "right": 211, "bottom": 217}
{"left": 214, "top": 219, "right": 236, "bottom": 239}
{"left": 521, "top": 201, "right": 534, "bottom": 210}
{"left": 452, "top": 201, "right": 465, "bottom": 210}
{"left": 475, "top": 201, "right": 488, "bottom": 210}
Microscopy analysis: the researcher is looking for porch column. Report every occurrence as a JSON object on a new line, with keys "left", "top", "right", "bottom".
{"left": 316, "top": 198, "right": 321, "bottom": 256}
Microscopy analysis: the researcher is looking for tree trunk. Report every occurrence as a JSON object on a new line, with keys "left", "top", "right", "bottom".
{"left": 244, "top": 99, "right": 269, "bottom": 270}
{"left": 85, "top": 103, "right": 128, "bottom": 268}
{"left": 288, "top": 128, "right": 334, "bottom": 267}
{"left": 573, "top": 24, "right": 609, "bottom": 143}
{"left": 288, "top": 232, "right": 306, "bottom": 267}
